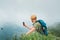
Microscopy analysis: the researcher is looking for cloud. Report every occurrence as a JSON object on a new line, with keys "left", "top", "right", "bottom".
{"left": 0, "top": 0, "right": 60, "bottom": 26}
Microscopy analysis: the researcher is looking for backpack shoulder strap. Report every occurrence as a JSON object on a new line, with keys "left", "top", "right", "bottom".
{"left": 37, "top": 20, "right": 47, "bottom": 29}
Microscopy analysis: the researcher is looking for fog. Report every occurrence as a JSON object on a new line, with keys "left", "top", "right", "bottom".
{"left": 0, "top": 0, "right": 60, "bottom": 26}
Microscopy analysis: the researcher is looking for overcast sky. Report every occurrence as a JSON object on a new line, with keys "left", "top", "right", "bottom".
{"left": 0, "top": 0, "right": 60, "bottom": 26}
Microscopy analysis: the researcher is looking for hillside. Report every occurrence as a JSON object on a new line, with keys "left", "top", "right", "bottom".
{"left": 12, "top": 31, "right": 60, "bottom": 40}
{"left": 12, "top": 22, "right": 60, "bottom": 40}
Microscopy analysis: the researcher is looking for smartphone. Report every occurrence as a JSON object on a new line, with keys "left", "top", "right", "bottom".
{"left": 23, "top": 22, "right": 25, "bottom": 26}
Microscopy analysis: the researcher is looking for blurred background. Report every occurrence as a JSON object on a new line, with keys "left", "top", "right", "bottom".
{"left": 0, "top": 0, "right": 60, "bottom": 40}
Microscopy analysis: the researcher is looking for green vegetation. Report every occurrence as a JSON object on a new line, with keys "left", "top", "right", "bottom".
{"left": 49, "top": 22, "right": 60, "bottom": 37}
{"left": 19, "top": 32, "right": 58, "bottom": 40}
{"left": 12, "top": 32, "right": 60, "bottom": 40}
{"left": 12, "top": 22, "right": 60, "bottom": 40}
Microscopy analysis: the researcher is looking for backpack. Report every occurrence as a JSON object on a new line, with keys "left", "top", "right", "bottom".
{"left": 37, "top": 20, "right": 47, "bottom": 29}
{"left": 37, "top": 20, "right": 48, "bottom": 36}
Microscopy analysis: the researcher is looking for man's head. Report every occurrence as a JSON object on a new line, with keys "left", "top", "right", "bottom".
{"left": 30, "top": 15, "right": 37, "bottom": 23}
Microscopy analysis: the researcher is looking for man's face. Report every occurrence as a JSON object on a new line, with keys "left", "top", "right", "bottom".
{"left": 31, "top": 19, "right": 36, "bottom": 23}
{"left": 30, "top": 15, "right": 37, "bottom": 23}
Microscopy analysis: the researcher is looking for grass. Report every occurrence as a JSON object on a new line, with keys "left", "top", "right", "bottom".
{"left": 19, "top": 32, "right": 58, "bottom": 40}
{"left": 12, "top": 31, "right": 60, "bottom": 40}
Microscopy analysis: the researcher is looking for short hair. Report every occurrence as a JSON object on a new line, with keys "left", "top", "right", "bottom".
{"left": 31, "top": 15, "right": 37, "bottom": 20}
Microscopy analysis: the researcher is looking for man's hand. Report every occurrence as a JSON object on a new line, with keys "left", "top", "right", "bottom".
{"left": 23, "top": 22, "right": 27, "bottom": 27}
{"left": 23, "top": 22, "right": 33, "bottom": 30}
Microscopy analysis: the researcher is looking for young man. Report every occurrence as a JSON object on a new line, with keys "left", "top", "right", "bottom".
{"left": 23, "top": 15, "right": 48, "bottom": 36}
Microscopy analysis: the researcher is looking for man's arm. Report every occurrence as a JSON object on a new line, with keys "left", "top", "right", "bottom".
{"left": 23, "top": 22, "right": 32, "bottom": 30}
{"left": 23, "top": 22, "right": 36, "bottom": 35}
{"left": 26, "top": 27, "right": 36, "bottom": 35}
